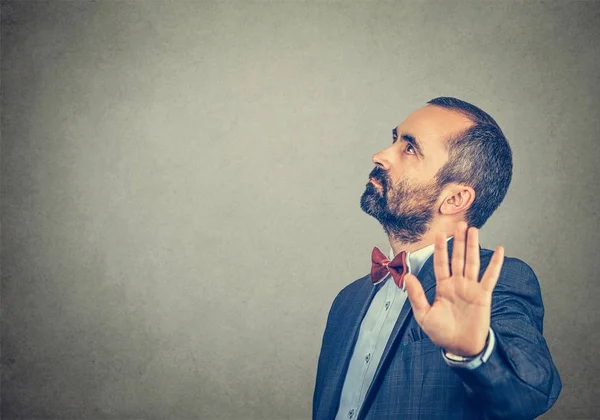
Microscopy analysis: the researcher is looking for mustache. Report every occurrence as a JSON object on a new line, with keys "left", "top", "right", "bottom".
{"left": 368, "top": 167, "right": 390, "bottom": 189}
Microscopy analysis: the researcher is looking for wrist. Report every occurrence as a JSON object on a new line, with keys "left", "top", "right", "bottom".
{"left": 444, "top": 331, "right": 490, "bottom": 359}
{"left": 442, "top": 328, "right": 496, "bottom": 370}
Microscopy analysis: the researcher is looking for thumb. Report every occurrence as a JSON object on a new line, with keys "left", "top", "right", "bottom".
{"left": 404, "top": 273, "right": 431, "bottom": 319}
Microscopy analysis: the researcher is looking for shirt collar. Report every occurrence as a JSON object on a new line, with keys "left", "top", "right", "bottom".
{"left": 388, "top": 236, "right": 453, "bottom": 277}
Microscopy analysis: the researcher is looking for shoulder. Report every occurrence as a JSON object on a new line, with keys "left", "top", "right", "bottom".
{"left": 330, "top": 273, "right": 371, "bottom": 305}
{"left": 480, "top": 248, "right": 541, "bottom": 293}
{"left": 323, "top": 273, "right": 372, "bottom": 319}
{"left": 480, "top": 248, "right": 545, "bottom": 329}
{"left": 339, "top": 273, "right": 372, "bottom": 295}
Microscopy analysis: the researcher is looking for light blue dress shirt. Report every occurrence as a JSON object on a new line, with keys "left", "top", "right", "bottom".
{"left": 335, "top": 241, "right": 495, "bottom": 420}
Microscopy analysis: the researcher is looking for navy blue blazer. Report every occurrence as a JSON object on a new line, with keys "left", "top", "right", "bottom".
{"left": 313, "top": 240, "right": 562, "bottom": 420}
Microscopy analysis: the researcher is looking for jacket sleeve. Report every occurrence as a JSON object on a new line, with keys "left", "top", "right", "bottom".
{"left": 450, "top": 256, "right": 562, "bottom": 419}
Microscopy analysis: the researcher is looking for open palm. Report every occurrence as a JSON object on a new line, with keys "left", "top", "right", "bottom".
{"left": 404, "top": 222, "right": 505, "bottom": 356}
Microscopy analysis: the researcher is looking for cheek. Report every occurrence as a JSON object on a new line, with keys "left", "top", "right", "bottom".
{"left": 387, "top": 168, "right": 407, "bottom": 184}
{"left": 412, "top": 168, "right": 440, "bottom": 185}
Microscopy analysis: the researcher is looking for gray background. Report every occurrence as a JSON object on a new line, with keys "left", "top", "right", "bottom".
{"left": 2, "top": 1, "right": 599, "bottom": 419}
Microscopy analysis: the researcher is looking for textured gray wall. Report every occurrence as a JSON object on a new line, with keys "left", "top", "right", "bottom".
{"left": 2, "top": 1, "right": 599, "bottom": 419}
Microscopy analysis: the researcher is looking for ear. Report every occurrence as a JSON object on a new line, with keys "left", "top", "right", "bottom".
{"left": 439, "top": 184, "right": 475, "bottom": 216}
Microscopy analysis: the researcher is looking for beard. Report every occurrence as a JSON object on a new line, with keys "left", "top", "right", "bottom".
{"left": 360, "top": 166, "right": 442, "bottom": 243}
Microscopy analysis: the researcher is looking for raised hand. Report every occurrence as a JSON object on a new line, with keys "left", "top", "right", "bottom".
{"left": 404, "top": 221, "right": 505, "bottom": 356}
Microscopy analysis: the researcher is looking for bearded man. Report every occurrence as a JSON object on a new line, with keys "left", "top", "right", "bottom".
{"left": 312, "top": 97, "right": 562, "bottom": 420}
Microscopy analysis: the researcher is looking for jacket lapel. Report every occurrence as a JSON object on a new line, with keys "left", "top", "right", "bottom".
{"left": 319, "top": 276, "right": 381, "bottom": 419}
{"left": 358, "top": 238, "right": 456, "bottom": 418}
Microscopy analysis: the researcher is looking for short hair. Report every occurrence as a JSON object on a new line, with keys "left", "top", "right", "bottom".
{"left": 427, "top": 97, "right": 513, "bottom": 229}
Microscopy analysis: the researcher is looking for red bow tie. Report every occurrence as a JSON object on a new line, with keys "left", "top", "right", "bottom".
{"left": 371, "top": 247, "right": 408, "bottom": 288}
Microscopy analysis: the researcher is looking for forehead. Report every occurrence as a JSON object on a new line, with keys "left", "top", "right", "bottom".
{"left": 397, "top": 105, "right": 474, "bottom": 151}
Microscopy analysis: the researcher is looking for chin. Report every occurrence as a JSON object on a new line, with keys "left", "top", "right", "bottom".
{"left": 360, "top": 190, "right": 386, "bottom": 218}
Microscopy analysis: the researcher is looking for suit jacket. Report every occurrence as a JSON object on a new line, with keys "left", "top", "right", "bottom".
{"left": 313, "top": 240, "right": 562, "bottom": 420}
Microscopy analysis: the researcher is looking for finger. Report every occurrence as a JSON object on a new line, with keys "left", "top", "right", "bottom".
{"left": 464, "top": 227, "right": 480, "bottom": 281}
{"left": 451, "top": 221, "right": 468, "bottom": 277}
{"left": 481, "top": 246, "right": 505, "bottom": 292}
{"left": 404, "top": 274, "right": 431, "bottom": 322}
{"left": 433, "top": 231, "right": 450, "bottom": 280}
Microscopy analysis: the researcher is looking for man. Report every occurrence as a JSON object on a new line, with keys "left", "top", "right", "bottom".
{"left": 313, "top": 97, "right": 562, "bottom": 420}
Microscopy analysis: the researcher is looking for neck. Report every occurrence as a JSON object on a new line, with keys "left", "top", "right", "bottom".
{"left": 389, "top": 230, "right": 437, "bottom": 255}
{"left": 388, "top": 218, "right": 459, "bottom": 254}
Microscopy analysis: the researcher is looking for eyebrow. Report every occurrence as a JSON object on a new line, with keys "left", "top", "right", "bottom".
{"left": 392, "top": 127, "right": 424, "bottom": 157}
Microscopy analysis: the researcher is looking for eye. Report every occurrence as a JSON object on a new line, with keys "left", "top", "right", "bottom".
{"left": 406, "top": 144, "right": 416, "bottom": 155}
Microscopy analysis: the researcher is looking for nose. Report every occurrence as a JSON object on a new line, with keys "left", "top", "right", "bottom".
{"left": 372, "top": 148, "right": 391, "bottom": 171}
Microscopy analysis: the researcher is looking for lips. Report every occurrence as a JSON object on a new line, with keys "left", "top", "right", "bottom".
{"left": 370, "top": 178, "right": 383, "bottom": 188}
